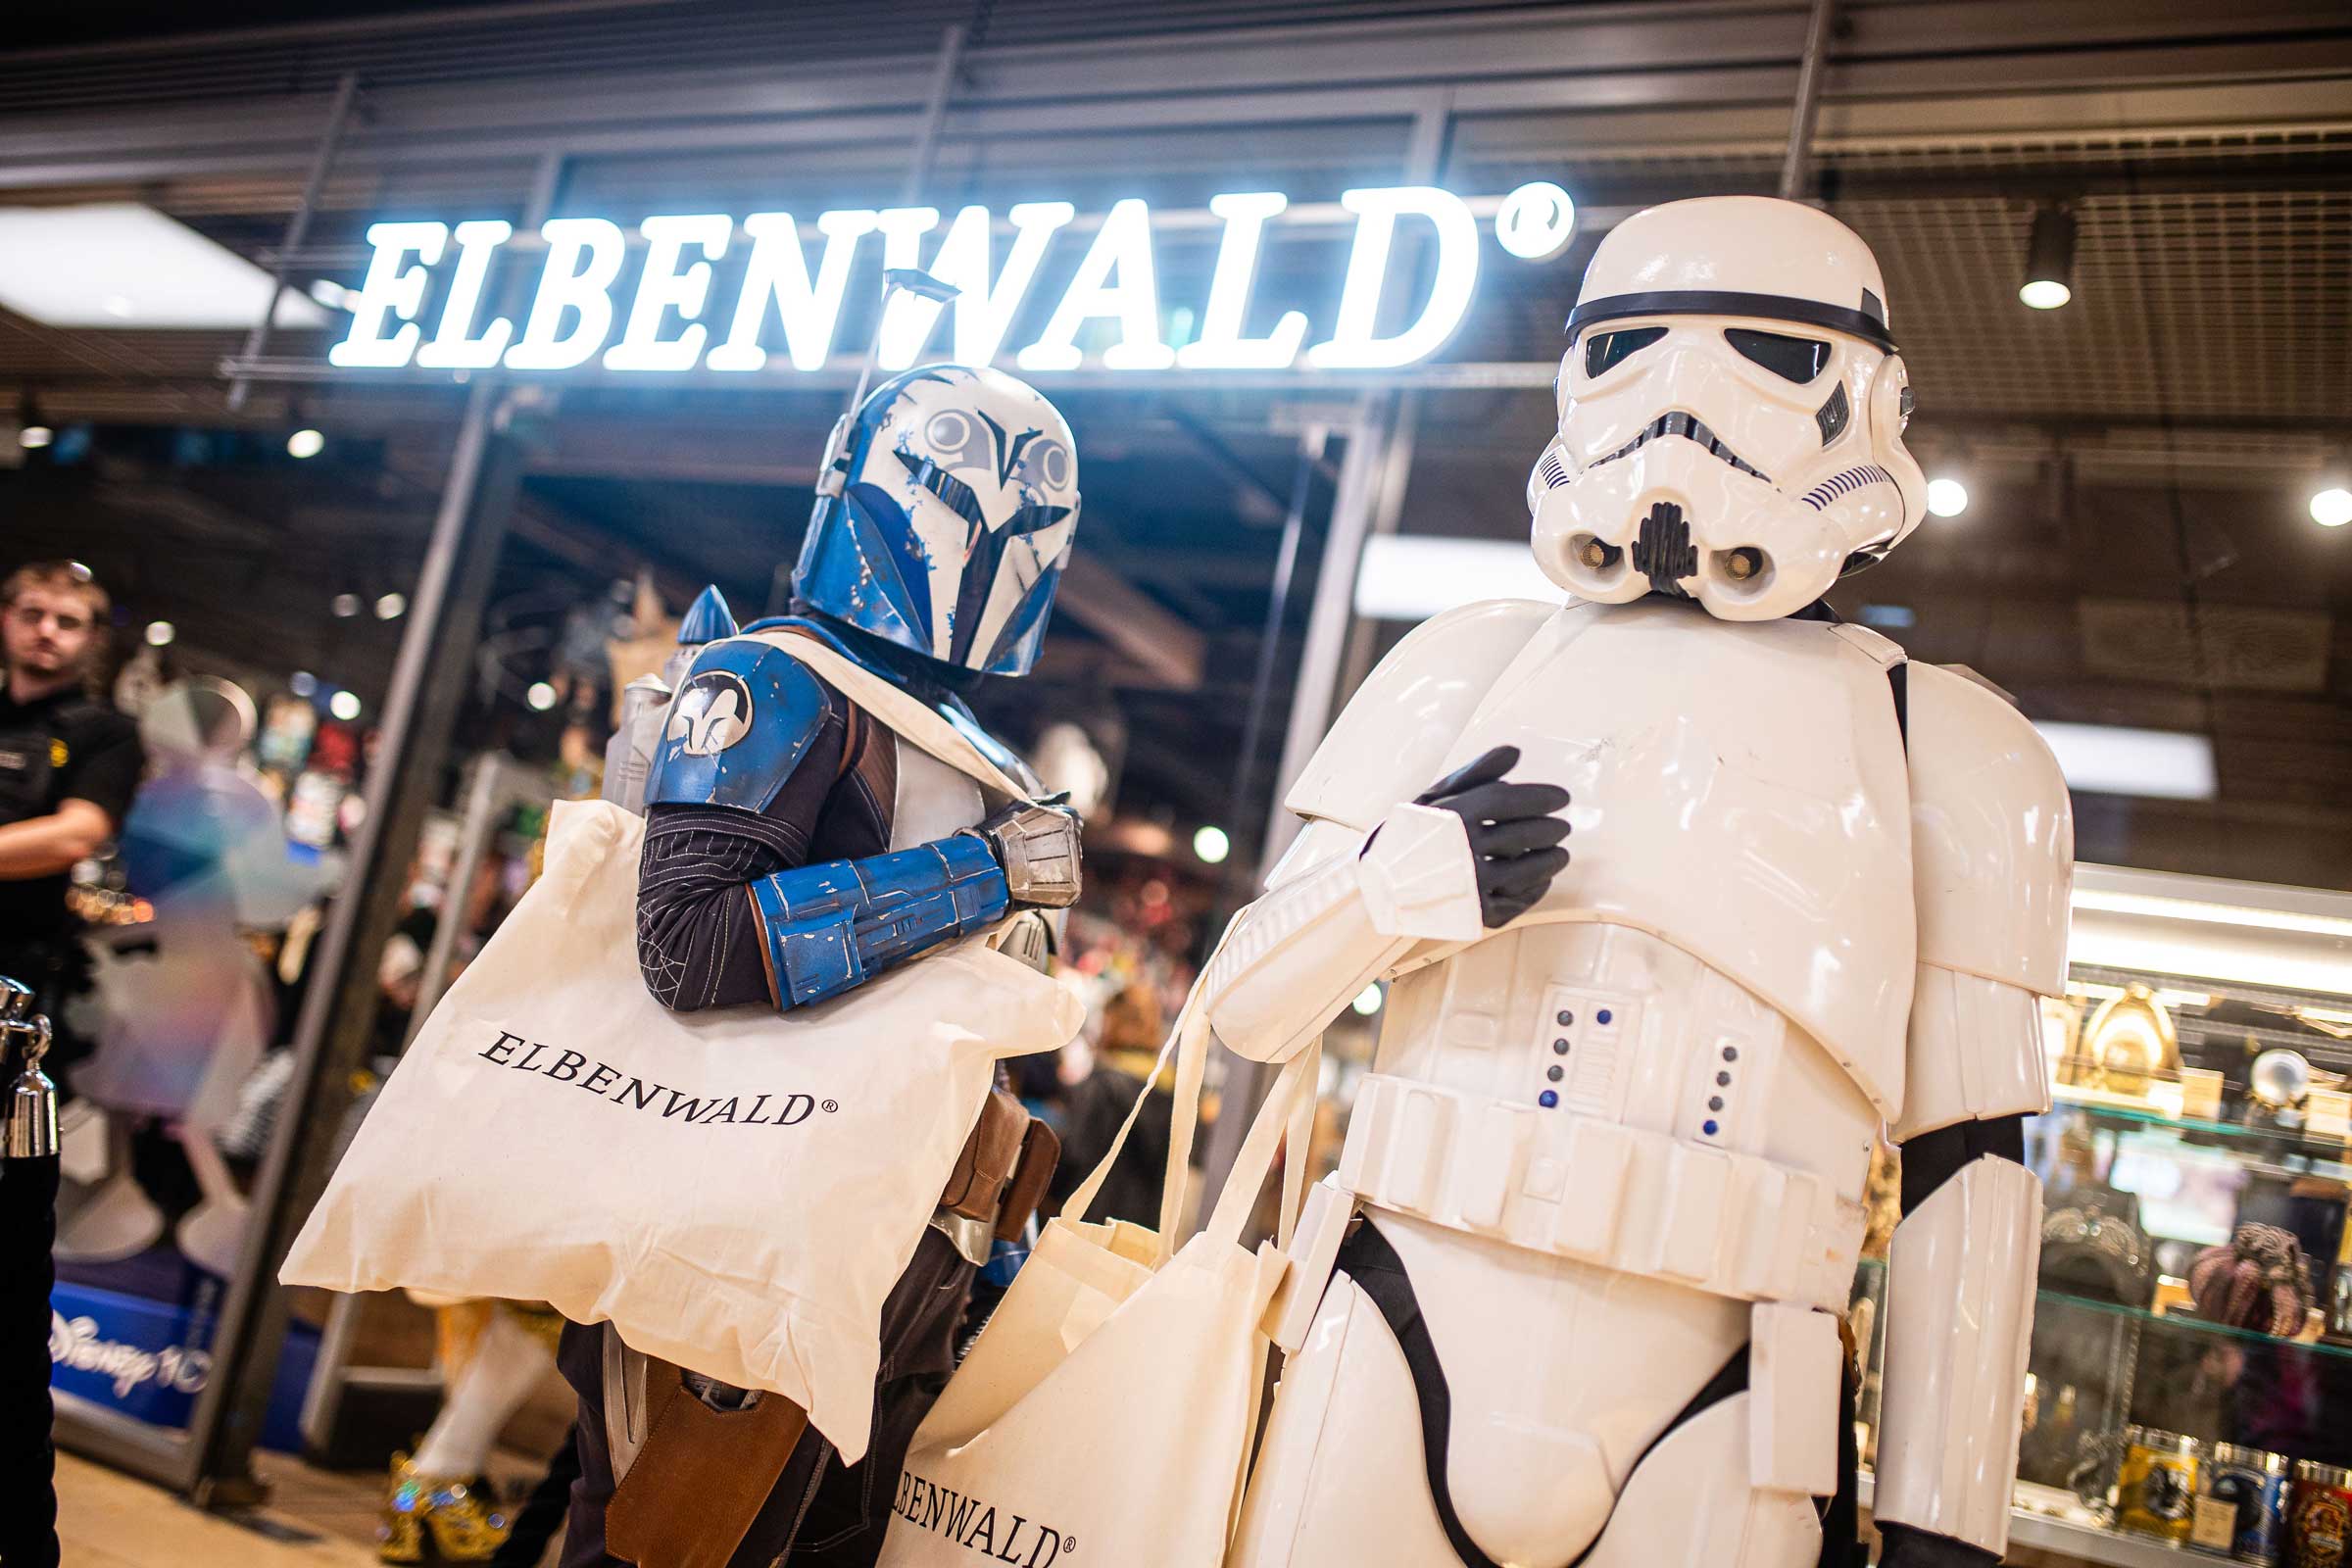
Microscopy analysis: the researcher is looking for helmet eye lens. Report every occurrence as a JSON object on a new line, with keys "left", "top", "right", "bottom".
{"left": 1582, "top": 326, "right": 1666, "bottom": 379}
{"left": 1725, "top": 328, "right": 1831, "bottom": 383}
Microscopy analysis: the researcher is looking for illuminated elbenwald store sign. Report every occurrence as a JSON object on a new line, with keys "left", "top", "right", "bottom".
{"left": 328, "top": 183, "right": 1579, "bottom": 376}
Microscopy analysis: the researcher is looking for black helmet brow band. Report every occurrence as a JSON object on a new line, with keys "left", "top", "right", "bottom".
{"left": 1566, "top": 290, "right": 1898, "bottom": 356}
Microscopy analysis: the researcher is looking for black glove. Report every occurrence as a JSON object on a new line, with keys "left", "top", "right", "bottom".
{"left": 1876, "top": 1523, "right": 2001, "bottom": 1568}
{"left": 1410, "top": 745, "right": 1571, "bottom": 929}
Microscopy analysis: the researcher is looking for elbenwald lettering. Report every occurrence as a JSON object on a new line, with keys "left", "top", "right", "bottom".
{"left": 888, "top": 1471, "right": 1066, "bottom": 1566}
{"left": 475, "top": 1032, "right": 828, "bottom": 1126}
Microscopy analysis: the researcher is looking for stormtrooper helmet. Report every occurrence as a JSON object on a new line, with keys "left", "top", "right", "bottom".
{"left": 795, "top": 365, "right": 1081, "bottom": 675}
{"left": 1528, "top": 196, "right": 1927, "bottom": 620}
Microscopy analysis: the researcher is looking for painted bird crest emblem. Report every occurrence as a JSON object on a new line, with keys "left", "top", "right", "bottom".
{"left": 666, "top": 671, "right": 753, "bottom": 757}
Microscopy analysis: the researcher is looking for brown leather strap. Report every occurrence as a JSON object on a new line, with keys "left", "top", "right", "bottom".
{"left": 937, "top": 1088, "right": 1029, "bottom": 1223}
{"left": 996, "top": 1117, "right": 1061, "bottom": 1244}
{"left": 606, "top": 1360, "right": 809, "bottom": 1568}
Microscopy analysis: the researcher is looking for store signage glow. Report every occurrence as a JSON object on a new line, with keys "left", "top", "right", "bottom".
{"left": 327, "top": 183, "right": 1577, "bottom": 375}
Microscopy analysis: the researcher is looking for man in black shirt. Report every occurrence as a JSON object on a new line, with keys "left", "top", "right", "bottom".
{"left": 0, "top": 562, "right": 143, "bottom": 969}
{"left": 0, "top": 560, "right": 142, "bottom": 1568}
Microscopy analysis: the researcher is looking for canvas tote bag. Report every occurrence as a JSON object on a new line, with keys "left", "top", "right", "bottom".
{"left": 875, "top": 964, "right": 1322, "bottom": 1568}
{"left": 282, "top": 637, "right": 1082, "bottom": 1461}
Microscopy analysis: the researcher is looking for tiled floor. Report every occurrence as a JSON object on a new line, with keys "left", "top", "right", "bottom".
{"left": 56, "top": 1453, "right": 379, "bottom": 1566}
{"left": 56, "top": 1446, "right": 557, "bottom": 1567}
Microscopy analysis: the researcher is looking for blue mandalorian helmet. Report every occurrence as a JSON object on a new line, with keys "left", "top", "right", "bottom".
{"left": 794, "top": 364, "right": 1081, "bottom": 676}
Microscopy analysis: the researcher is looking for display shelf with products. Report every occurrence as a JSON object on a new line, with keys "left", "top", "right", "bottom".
{"left": 2036, "top": 1290, "right": 2352, "bottom": 1364}
{"left": 1857, "top": 864, "right": 2352, "bottom": 1567}
{"left": 2054, "top": 1099, "right": 2352, "bottom": 1172}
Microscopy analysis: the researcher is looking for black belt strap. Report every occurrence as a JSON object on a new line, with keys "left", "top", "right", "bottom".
{"left": 1334, "top": 1220, "right": 1502, "bottom": 1568}
{"left": 1336, "top": 1220, "right": 1752, "bottom": 1568}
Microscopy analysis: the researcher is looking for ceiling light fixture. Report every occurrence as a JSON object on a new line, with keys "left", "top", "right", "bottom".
{"left": 2019, "top": 204, "right": 2076, "bottom": 311}
{"left": 18, "top": 424, "right": 51, "bottom": 451}
{"left": 374, "top": 592, "right": 406, "bottom": 620}
{"left": 2034, "top": 721, "right": 2217, "bottom": 801}
{"left": 0, "top": 203, "right": 331, "bottom": 329}
{"left": 2312, "top": 485, "right": 2352, "bottom": 529}
{"left": 287, "top": 428, "right": 324, "bottom": 459}
{"left": 1353, "top": 535, "right": 1563, "bottom": 621}
{"left": 1925, "top": 476, "right": 1970, "bottom": 517}
{"left": 144, "top": 620, "right": 175, "bottom": 647}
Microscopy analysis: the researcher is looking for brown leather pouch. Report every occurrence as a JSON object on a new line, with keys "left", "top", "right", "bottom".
{"left": 606, "top": 1361, "right": 809, "bottom": 1568}
{"left": 937, "top": 1088, "right": 1028, "bottom": 1223}
{"left": 995, "top": 1117, "right": 1061, "bottom": 1243}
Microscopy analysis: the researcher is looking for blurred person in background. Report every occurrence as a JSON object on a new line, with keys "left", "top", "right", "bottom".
{"left": 0, "top": 560, "right": 143, "bottom": 1568}
{"left": 1049, "top": 977, "right": 1176, "bottom": 1228}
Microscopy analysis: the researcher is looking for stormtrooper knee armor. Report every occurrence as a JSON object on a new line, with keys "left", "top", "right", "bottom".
{"left": 1212, "top": 197, "right": 2071, "bottom": 1568}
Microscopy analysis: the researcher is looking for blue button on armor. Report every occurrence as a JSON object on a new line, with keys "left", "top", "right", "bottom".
{"left": 1702, "top": 1119, "right": 1720, "bottom": 1137}
{"left": 1538, "top": 1090, "right": 1559, "bottom": 1108}
{"left": 1595, "top": 1008, "right": 1613, "bottom": 1025}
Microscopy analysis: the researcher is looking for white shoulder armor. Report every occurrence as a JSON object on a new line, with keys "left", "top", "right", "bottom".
{"left": 1285, "top": 598, "right": 1556, "bottom": 832}
{"left": 1905, "top": 662, "right": 2074, "bottom": 997}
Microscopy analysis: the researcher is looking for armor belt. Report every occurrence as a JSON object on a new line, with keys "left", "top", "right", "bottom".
{"left": 1338, "top": 1074, "right": 1863, "bottom": 1314}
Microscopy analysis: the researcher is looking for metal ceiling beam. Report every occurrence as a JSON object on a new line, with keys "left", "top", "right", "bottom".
{"left": 1054, "top": 550, "right": 1207, "bottom": 689}
{"left": 2, "top": 2, "right": 2346, "bottom": 191}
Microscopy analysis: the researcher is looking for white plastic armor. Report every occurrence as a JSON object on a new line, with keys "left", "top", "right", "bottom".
{"left": 1216, "top": 197, "right": 2071, "bottom": 1568}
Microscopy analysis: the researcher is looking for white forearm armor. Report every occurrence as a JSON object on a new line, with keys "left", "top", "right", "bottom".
{"left": 1201, "top": 808, "right": 1482, "bottom": 1063}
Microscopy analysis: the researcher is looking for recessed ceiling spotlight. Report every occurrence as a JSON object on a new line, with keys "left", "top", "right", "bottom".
{"left": 1926, "top": 476, "right": 1970, "bottom": 517}
{"left": 287, "top": 427, "right": 324, "bottom": 459}
{"left": 2312, "top": 486, "right": 2352, "bottom": 529}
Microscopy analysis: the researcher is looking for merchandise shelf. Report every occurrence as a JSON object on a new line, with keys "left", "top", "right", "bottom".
{"left": 2035, "top": 1287, "right": 2352, "bottom": 1364}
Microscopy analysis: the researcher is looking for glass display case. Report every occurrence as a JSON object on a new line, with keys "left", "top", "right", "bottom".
{"left": 1857, "top": 864, "right": 2352, "bottom": 1567}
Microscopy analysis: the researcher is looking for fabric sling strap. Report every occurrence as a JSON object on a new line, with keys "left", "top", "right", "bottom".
{"left": 743, "top": 631, "right": 1029, "bottom": 805}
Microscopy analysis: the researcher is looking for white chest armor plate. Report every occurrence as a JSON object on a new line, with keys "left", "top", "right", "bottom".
{"left": 888, "top": 739, "right": 987, "bottom": 851}
{"left": 1421, "top": 601, "right": 1916, "bottom": 1112}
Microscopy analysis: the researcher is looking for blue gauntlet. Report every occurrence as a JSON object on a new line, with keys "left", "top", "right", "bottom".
{"left": 747, "top": 834, "right": 1010, "bottom": 1009}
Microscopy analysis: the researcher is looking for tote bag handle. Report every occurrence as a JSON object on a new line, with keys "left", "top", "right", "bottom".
{"left": 1061, "top": 925, "right": 1229, "bottom": 1258}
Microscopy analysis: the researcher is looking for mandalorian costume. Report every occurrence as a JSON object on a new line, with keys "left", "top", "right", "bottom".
{"left": 560, "top": 365, "right": 1082, "bottom": 1568}
{"left": 1210, "top": 198, "right": 2070, "bottom": 1568}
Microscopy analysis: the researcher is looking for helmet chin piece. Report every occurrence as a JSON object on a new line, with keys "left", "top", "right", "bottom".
{"left": 1535, "top": 437, "right": 1844, "bottom": 619}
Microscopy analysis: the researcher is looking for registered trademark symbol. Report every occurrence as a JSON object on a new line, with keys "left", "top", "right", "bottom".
{"left": 1062, "top": 1539, "right": 1075, "bottom": 1554}
{"left": 820, "top": 1100, "right": 838, "bottom": 1113}
{"left": 1495, "top": 180, "right": 1578, "bottom": 263}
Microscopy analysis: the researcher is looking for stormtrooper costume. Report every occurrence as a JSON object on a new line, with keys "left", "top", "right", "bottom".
{"left": 1215, "top": 198, "right": 2070, "bottom": 1568}
{"left": 558, "top": 365, "right": 1083, "bottom": 1568}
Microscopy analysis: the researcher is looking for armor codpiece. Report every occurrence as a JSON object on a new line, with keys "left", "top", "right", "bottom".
{"left": 750, "top": 835, "right": 1009, "bottom": 1008}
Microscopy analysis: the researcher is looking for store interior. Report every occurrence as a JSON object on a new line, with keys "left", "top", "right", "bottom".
{"left": 3, "top": 2, "right": 2351, "bottom": 1566}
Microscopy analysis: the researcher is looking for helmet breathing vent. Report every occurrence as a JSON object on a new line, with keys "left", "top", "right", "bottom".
{"left": 1630, "top": 502, "right": 1697, "bottom": 597}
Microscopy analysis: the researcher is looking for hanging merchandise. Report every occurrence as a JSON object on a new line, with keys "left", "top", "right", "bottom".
{"left": 877, "top": 972, "right": 1320, "bottom": 1568}
{"left": 283, "top": 654, "right": 1086, "bottom": 1458}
